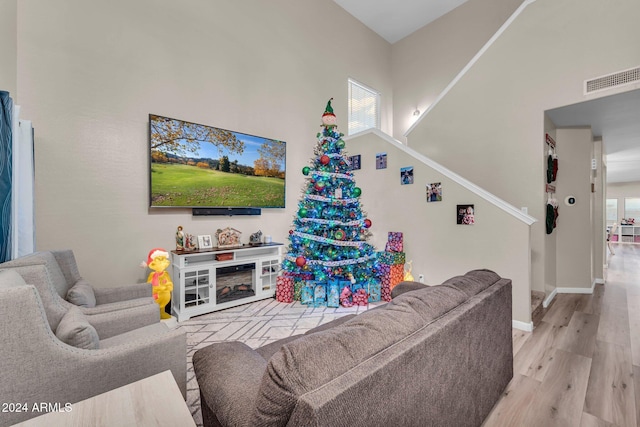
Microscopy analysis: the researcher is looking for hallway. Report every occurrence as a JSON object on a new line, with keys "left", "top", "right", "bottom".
{"left": 484, "top": 243, "right": 640, "bottom": 426}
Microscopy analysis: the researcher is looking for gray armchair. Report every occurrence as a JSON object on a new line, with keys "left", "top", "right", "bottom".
{"left": 0, "top": 269, "right": 187, "bottom": 427}
{"left": 0, "top": 250, "right": 158, "bottom": 338}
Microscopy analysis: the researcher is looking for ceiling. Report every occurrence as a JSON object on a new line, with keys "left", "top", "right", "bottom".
{"left": 334, "top": 1, "right": 640, "bottom": 184}
{"left": 333, "top": 0, "right": 469, "bottom": 44}
{"left": 546, "top": 88, "right": 640, "bottom": 184}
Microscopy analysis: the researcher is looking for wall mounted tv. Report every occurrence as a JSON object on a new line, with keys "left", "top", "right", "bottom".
{"left": 149, "top": 114, "right": 286, "bottom": 209}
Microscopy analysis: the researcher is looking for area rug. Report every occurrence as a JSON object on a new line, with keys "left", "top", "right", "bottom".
{"left": 176, "top": 297, "right": 380, "bottom": 426}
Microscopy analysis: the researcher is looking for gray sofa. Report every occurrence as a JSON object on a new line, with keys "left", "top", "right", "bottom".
{"left": 193, "top": 269, "right": 513, "bottom": 427}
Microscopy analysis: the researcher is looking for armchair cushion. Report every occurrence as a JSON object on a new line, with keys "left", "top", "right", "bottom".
{"left": 66, "top": 280, "right": 96, "bottom": 308}
{"left": 55, "top": 306, "right": 100, "bottom": 350}
{"left": 0, "top": 269, "right": 27, "bottom": 289}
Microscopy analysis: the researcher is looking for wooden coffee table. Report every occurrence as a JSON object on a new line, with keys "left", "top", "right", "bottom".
{"left": 13, "top": 370, "right": 195, "bottom": 426}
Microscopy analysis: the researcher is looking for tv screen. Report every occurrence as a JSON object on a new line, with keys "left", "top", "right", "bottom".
{"left": 149, "top": 114, "right": 286, "bottom": 208}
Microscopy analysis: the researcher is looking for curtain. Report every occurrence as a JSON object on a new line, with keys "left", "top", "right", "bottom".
{"left": 13, "top": 111, "right": 35, "bottom": 258}
{"left": 0, "top": 91, "right": 12, "bottom": 262}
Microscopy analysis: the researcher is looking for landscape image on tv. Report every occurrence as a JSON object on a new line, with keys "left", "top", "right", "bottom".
{"left": 149, "top": 114, "right": 286, "bottom": 208}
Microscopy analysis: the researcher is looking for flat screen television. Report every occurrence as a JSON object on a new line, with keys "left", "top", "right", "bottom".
{"left": 149, "top": 114, "right": 286, "bottom": 209}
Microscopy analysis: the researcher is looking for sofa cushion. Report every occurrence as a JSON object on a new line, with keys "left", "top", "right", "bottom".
{"left": 251, "top": 284, "right": 469, "bottom": 425}
{"left": 441, "top": 269, "right": 501, "bottom": 298}
{"left": 66, "top": 280, "right": 97, "bottom": 308}
{"left": 0, "top": 269, "right": 27, "bottom": 289}
{"left": 55, "top": 306, "right": 99, "bottom": 350}
{"left": 0, "top": 251, "right": 70, "bottom": 298}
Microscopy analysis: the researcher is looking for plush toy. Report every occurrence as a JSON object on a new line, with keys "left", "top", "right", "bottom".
{"left": 141, "top": 248, "right": 173, "bottom": 319}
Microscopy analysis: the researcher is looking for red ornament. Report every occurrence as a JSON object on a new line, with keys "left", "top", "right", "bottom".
{"left": 364, "top": 219, "right": 372, "bottom": 228}
{"left": 295, "top": 256, "right": 307, "bottom": 267}
{"left": 320, "top": 155, "right": 330, "bottom": 165}
{"left": 289, "top": 229, "right": 294, "bottom": 235}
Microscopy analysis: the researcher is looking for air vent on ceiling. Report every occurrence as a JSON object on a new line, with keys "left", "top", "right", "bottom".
{"left": 585, "top": 66, "right": 640, "bottom": 94}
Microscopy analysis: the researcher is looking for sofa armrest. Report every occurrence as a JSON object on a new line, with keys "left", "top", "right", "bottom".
{"left": 94, "top": 282, "right": 153, "bottom": 305}
{"left": 391, "top": 281, "right": 428, "bottom": 299}
{"left": 193, "top": 342, "right": 268, "bottom": 427}
{"left": 85, "top": 303, "right": 160, "bottom": 339}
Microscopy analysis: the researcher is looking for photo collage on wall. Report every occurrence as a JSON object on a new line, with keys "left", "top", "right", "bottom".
{"left": 349, "top": 152, "right": 474, "bottom": 224}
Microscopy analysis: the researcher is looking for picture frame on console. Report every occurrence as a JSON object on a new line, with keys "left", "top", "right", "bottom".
{"left": 198, "top": 235, "right": 213, "bottom": 250}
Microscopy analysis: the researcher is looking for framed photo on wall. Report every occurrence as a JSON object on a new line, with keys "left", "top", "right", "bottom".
{"left": 426, "top": 182, "right": 442, "bottom": 202}
{"left": 349, "top": 155, "right": 361, "bottom": 170}
{"left": 457, "top": 204, "right": 475, "bottom": 225}
{"left": 376, "top": 152, "right": 387, "bottom": 169}
{"left": 400, "top": 166, "right": 414, "bottom": 185}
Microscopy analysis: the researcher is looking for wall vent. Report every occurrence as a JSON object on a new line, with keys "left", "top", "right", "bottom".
{"left": 585, "top": 66, "right": 640, "bottom": 94}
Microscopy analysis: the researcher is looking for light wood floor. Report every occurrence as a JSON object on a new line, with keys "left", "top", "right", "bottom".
{"left": 483, "top": 243, "right": 640, "bottom": 427}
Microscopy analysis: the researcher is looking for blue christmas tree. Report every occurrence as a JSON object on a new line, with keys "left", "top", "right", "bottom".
{"left": 282, "top": 99, "right": 377, "bottom": 286}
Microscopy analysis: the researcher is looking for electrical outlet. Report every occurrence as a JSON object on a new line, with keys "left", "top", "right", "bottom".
{"left": 418, "top": 274, "right": 425, "bottom": 283}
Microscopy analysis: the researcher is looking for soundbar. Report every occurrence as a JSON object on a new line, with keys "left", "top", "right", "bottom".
{"left": 192, "top": 207, "right": 262, "bottom": 216}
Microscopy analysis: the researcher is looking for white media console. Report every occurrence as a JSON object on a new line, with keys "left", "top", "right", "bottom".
{"left": 170, "top": 243, "right": 283, "bottom": 322}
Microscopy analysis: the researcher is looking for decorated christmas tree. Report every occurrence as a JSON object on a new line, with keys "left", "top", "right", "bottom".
{"left": 281, "top": 99, "right": 378, "bottom": 290}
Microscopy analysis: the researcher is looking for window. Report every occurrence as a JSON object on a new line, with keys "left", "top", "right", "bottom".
{"left": 606, "top": 199, "right": 618, "bottom": 225}
{"left": 348, "top": 78, "right": 380, "bottom": 135}
{"left": 624, "top": 198, "right": 640, "bottom": 221}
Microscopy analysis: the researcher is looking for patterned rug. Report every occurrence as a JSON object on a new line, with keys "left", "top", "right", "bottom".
{"left": 176, "top": 298, "right": 382, "bottom": 426}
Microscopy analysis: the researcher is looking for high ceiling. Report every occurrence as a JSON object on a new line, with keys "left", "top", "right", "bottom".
{"left": 335, "top": 1, "right": 640, "bottom": 184}
{"left": 333, "top": 0, "right": 469, "bottom": 44}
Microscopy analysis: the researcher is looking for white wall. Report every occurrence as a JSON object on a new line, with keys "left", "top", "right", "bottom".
{"left": 0, "top": 0, "right": 17, "bottom": 97}
{"left": 405, "top": 0, "right": 640, "bottom": 294}
{"left": 390, "top": 0, "right": 522, "bottom": 141}
{"left": 348, "top": 131, "right": 533, "bottom": 325}
{"left": 555, "top": 128, "right": 593, "bottom": 290}
{"left": 15, "top": 0, "right": 392, "bottom": 286}
{"left": 591, "top": 138, "right": 604, "bottom": 281}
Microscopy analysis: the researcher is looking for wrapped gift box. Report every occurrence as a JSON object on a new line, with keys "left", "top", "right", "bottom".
{"left": 385, "top": 232, "right": 403, "bottom": 252}
{"left": 275, "top": 275, "right": 294, "bottom": 303}
{"left": 368, "top": 281, "right": 381, "bottom": 302}
{"left": 300, "top": 282, "right": 314, "bottom": 305}
{"left": 327, "top": 280, "right": 340, "bottom": 308}
{"left": 313, "top": 283, "right": 327, "bottom": 307}
{"left": 378, "top": 251, "right": 406, "bottom": 265}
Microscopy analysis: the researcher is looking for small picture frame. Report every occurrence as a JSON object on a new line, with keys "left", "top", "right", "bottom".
{"left": 426, "top": 182, "right": 442, "bottom": 202}
{"left": 457, "top": 204, "right": 475, "bottom": 225}
{"left": 400, "top": 166, "right": 414, "bottom": 185}
{"left": 376, "top": 152, "right": 387, "bottom": 169}
{"left": 198, "top": 235, "right": 213, "bottom": 249}
{"left": 349, "top": 155, "right": 362, "bottom": 170}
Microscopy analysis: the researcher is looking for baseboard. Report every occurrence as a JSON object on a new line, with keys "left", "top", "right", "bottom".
{"left": 543, "top": 289, "right": 557, "bottom": 308}
{"left": 594, "top": 278, "right": 605, "bottom": 285}
{"left": 555, "top": 282, "right": 596, "bottom": 295}
{"left": 512, "top": 320, "right": 533, "bottom": 332}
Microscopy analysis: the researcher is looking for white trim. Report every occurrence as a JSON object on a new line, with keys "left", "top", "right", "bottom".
{"left": 543, "top": 288, "right": 557, "bottom": 308}
{"left": 594, "top": 278, "right": 605, "bottom": 285}
{"left": 404, "top": 0, "right": 538, "bottom": 137}
{"left": 556, "top": 284, "right": 595, "bottom": 295}
{"left": 512, "top": 320, "right": 533, "bottom": 332}
{"left": 345, "top": 129, "right": 538, "bottom": 225}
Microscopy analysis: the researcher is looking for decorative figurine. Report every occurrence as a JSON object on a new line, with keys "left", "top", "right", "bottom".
{"left": 185, "top": 233, "right": 196, "bottom": 251}
{"left": 176, "top": 226, "right": 185, "bottom": 250}
{"left": 249, "top": 230, "right": 263, "bottom": 245}
{"left": 141, "top": 248, "right": 173, "bottom": 319}
{"left": 216, "top": 227, "right": 242, "bottom": 248}
{"left": 403, "top": 260, "right": 414, "bottom": 281}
